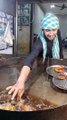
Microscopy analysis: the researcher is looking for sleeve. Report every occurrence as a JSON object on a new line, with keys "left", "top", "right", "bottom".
{"left": 23, "top": 38, "right": 43, "bottom": 69}
{"left": 58, "top": 30, "right": 64, "bottom": 59}
{"left": 60, "top": 42, "right": 64, "bottom": 59}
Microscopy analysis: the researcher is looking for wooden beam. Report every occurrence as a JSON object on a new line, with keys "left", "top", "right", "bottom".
{"left": 19, "top": 0, "right": 67, "bottom": 3}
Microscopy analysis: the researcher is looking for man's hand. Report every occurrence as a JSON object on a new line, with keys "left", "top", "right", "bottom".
{"left": 6, "top": 66, "right": 31, "bottom": 100}
{"left": 6, "top": 81, "right": 25, "bottom": 100}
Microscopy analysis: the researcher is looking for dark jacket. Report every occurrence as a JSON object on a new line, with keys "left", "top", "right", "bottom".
{"left": 23, "top": 34, "right": 63, "bottom": 69}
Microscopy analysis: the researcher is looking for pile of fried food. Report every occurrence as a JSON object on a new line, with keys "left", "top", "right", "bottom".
{"left": 54, "top": 65, "right": 64, "bottom": 73}
{"left": 0, "top": 90, "right": 56, "bottom": 111}
{"left": 54, "top": 65, "right": 67, "bottom": 80}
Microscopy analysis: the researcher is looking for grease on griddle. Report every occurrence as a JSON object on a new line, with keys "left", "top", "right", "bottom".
{"left": 0, "top": 90, "right": 57, "bottom": 111}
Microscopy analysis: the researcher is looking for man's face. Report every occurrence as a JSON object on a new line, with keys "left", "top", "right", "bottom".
{"left": 43, "top": 29, "right": 58, "bottom": 41}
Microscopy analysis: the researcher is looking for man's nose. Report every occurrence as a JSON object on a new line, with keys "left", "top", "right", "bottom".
{"left": 49, "top": 30, "right": 54, "bottom": 35}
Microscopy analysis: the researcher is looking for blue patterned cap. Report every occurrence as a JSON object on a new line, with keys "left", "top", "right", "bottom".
{"left": 41, "top": 13, "right": 59, "bottom": 30}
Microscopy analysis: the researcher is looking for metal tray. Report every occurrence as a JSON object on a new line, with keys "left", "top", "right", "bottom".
{"left": 46, "top": 65, "right": 67, "bottom": 78}
{"left": 52, "top": 77, "right": 67, "bottom": 90}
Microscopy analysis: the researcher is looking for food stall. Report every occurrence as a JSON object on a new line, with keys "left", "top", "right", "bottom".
{"left": 0, "top": 57, "right": 67, "bottom": 120}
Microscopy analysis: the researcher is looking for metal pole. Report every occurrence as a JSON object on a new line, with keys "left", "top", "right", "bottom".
{"left": 15, "top": 0, "right": 18, "bottom": 56}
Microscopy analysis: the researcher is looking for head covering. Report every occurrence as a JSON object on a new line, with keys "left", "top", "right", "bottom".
{"left": 41, "top": 13, "right": 59, "bottom": 30}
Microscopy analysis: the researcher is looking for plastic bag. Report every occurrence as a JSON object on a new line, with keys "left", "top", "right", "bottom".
{"left": 3, "top": 21, "right": 14, "bottom": 45}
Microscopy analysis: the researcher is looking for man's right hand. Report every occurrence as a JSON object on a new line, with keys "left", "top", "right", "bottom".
{"left": 6, "top": 80, "right": 25, "bottom": 100}
{"left": 6, "top": 66, "right": 31, "bottom": 100}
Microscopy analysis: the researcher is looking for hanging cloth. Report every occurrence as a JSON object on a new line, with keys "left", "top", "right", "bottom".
{"left": 3, "top": 21, "right": 14, "bottom": 45}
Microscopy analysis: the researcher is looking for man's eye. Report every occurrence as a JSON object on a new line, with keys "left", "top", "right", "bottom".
{"left": 52, "top": 29, "right": 56, "bottom": 31}
{"left": 45, "top": 30, "right": 50, "bottom": 32}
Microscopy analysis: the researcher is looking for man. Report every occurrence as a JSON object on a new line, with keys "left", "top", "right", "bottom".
{"left": 6, "top": 13, "right": 63, "bottom": 100}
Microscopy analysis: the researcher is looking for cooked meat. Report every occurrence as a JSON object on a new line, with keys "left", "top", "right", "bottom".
{"left": 0, "top": 90, "right": 56, "bottom": 111}
{"left": 56, "top": 75, "right": 65, "bottom": 80}
{"left": 54, "top": 65, "right": 64, "bottom": 73}
{"left": 0, "top": 103, "right": 16, "bottom": 111}
{"left": 56, "top": 72, "right": 67, "bottom": 80}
